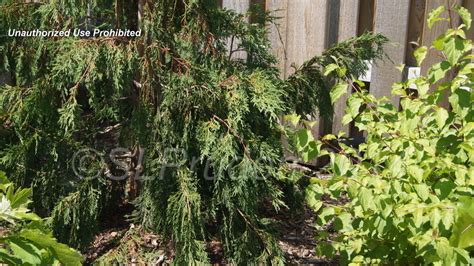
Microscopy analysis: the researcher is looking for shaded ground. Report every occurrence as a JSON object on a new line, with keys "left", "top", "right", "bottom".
{"left": 84, "top": 205, "right": 335, "bottom": 265}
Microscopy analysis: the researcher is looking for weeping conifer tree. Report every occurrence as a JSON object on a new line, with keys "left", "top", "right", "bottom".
{"left": 0, "top": 0, "right": 387, "bottom": 263}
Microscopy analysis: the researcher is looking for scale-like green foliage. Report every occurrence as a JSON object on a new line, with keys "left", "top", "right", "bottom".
{"left": 1, "top": 0, "right": 387, "bottom": 263}
{"left": 289, "top": 6, "right": 474, "bottom": 264}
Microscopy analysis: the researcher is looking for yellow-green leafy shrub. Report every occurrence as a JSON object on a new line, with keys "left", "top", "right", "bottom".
{"left": 0, "top": 171, "right": 82, "bottom": 265}
{"left": 287, "top": 5, "right": 474, "bottom": 265}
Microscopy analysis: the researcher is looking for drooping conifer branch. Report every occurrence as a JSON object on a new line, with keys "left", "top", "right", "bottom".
{"left": 0, "top": 0, "right": 387, "bottom": 263}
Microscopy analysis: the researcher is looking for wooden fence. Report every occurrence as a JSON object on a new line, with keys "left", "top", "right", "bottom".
{"left": 221, "top": 0, "right": 474, "bottom": 139}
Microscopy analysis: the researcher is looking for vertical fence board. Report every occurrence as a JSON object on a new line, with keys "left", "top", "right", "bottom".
{"left": 338, "top": 0, "right": 361, "bottom": 41}
{"left": 222, "top": 0, "right": 251, "bottom": 60}
{"left": 222, "top": 0, "right": 250, "bottom": 14}
{"left": 285, "top": 0, "right": 329, "bottom": 139}
{"left": 353, "top": 0, "right": 375, "bottom": 139}
{"left": 370, "top": 0, "right": 410, "bottom": 106}
{"left": 266, "top": 0, "right": 288, "bottom": 78}
{"left": 465, "top": 0, "right": 474, "bottom": 40}
{"left": 421, "top": 0, "right": 462, "bottom": 72}
{"left": 284, "top": 0, "right": 328, "bottom": 77}
{"left": 405, "top": 0, "right": 427, "bottom": 67}
{"left": 329, "top": 0, "right": 360, "bottom": 135}
{"left": 358, "top": 0, "right": 375, "bottom": 35}
{"left": 421, "top": 0, "right": 462, "bottom": 108}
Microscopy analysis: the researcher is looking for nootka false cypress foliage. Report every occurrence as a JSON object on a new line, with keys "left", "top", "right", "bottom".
{"left": 0, "top": 0, "right": 387, "bottom": 263}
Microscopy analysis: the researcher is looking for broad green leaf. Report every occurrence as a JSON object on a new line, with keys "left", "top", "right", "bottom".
{"left": 427, "top": 6, "right": 446, "bottom": 29}
{"left": 430, "top": 208, "right": 441, "bottom": 227}
{"left": 450, "top": 198, "right": 474, "bottom": 249}
{"left": 317, "top": 207, "right": 335, "bottom": 226}
{"left": 0, "top": 196, "right": 15, "bottom": 224}
{"left": 336, "top": 67, "right": 347, "bottom": 77}
{"left": 414, "top": 79, "right": 430, "bottom": 96}
{"left": 347, "top": 96, "right": 363, "bottom": 118}
{"left": 283, "top": 113, "right": 300, "bottom": 127}
{"left": 332, "top": 154, "right": 351, "bottom": 176}
{"left": 434, "top": 180, "right": 455, "bottom": 200}
{"left": 454, "top": 248, "right": 470, "bottom": 264}
{"left": 408, "top": 165, "right": 424, "bottom": 183}
{"left": 460, "top": 122, "right": 474, "bottom": 136}
{"left": 303, "top": 120, "right": 317, "bottom": 128}
{"left": 8, "top": 188, "right": 32, "bottom": 209}
{"left": 435, "top": 107, "right": 449, "bottom": 128}
{"left": 330, "top": 83, "right": 348, "bottom": 104}
{"left": 414, "top": 184, "right": 430, "bottom": 202}
{"left": 444, "top": 37, "right": 464, "bottom": 65}
{"left": 307, "top": 196, "right": 323, "bottom": 212}
{"left": 8, "top": 237, "right": 42, "bottom": 265}
{"left": 19, "top": 229, "right": 82, "bottom": 266}
{"left": 295, "top": 129, "right": 313, "bottom": 151}
{"left": 306, "top": 185, "right": 324, "bottom": 209}
{"left": 433, "top": 33, "right": 447, "bottom": 50}
{"left": 359, "top": 188, "right": 375, "bottom": 211}
{"left": 0, "top": 249, "right": 22, "bottom": 265}
{"left": 414, "top": 46, "right": 428, "bottom": 66}
{"left": 388, "top": 155, "right": 403, "bottom": 177}
{"left": 459, "top": 62, "right": 474, "bottom": 75}
{"left": 442, "top": 208, "right": 454, "bottom": 229}
{"left": 436, "top": 238, "right": 454, "bottom": 260}
{"left": 324, "top": 63, "right": 339, "bottom": 76}
{"left": 413, "top": 208, "right": 424, "bottom": 227}
{"left": 332, "top": 212, "right": 353, "bottom": 231}
{"left": 315, "top": 242, "right": 335, "bottom": 258}
{"left": 454, "top": 5, "right": 472, "bottom": 29}
{"left": 322, "top": 134, "right": 336, "bottom": 141}
{"left": 428, "top": 61, "right": 451, "bottom": 83}
{"left": 342, "top": 113, "right": 352, "bottom": 125}
{"left": 449, "top": 88, "right": 471, "bottom": 118}
{"left": 301, "top": 141, "right": 320, "bottom": 162}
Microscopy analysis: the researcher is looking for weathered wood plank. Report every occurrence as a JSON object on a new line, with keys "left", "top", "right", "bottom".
{"left": 353, "top": 0, "right": 374, "bottom": 139}
{"left": 276, "top": 0, "right": 329, "bottom": 152}
{"left": 370, "top": 0, "right": 410, "bottom": 106}
{"left": 285, "top": 0, "right": 329, "bottom": 139}
{"left": 405, "top": 0, "right": 427, "bottom": 67}
{"left": 421, "top": 0, "right": 462, "bottom": 73}
{"left": 337, "top": 0, "right": 361, "bottom": 41}
{"left": 329, "top": 0, "right": 360, "bottom": 135}
{"left": 421, "top": 0, "right": 462, "bottom": 108}
{"left": 284, "top": 0, "right": 328, "bottom": 77}
{"left": 222, "top": 0, "right": 251, "bottom": 60}
{"left": 358, "top": 0, "right": 375, "bottom": 35}
{"left": 265, "top": 0, "right": 288, "bottom": 78}
{"left": 222, "top": 0, "right": 250, "bottom": 14}
{"left": 465, "top": 0, "right": 474, "bottom": 40}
